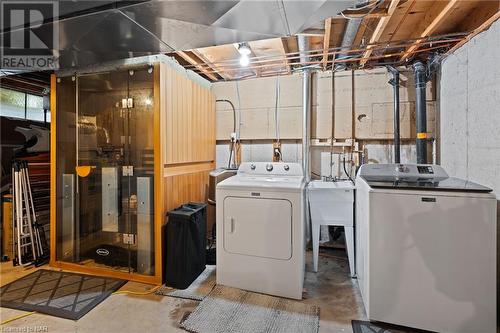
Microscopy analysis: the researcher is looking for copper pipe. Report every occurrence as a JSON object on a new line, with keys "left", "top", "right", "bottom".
{"left": 180, "top": 37, "right": 464, "bottom": 73}
{"left": 179, "top": 33, "right": 467, "bottom": 70}
{"left": 187, "top": 43, "right": 458, "bottom": 76}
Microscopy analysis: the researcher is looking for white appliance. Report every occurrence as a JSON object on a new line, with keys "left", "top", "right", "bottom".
{"left": 216, "top": 162, "right": 305, "bottom": 299}
{"left": 356, "top": 163, "right": 496, "bottom": 333}
{"left": 308, "top": 180, "right": 355, "bottom": 276}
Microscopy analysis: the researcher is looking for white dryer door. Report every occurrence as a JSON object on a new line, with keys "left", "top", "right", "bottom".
{"left": 223, "top": 196, "right": 292, "bottom": 260}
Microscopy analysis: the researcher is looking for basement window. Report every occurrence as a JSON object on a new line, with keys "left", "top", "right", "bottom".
{"left": 0, "top": 88, "right": 48, "bottom": 123}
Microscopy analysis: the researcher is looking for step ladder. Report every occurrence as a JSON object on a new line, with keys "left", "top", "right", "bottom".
{"left": 11, "top": 160, "right": 48, "bottom": 266}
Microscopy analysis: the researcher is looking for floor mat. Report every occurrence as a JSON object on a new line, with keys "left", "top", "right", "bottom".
{"left": 0, "top": 269, "right": 127, "bottom": 320}
{"left": 181, "top": 285, "right": 320, "bottom": 333}
{"left": 352, "top": 320, "right": 433, "bottom": 333}
{"left": 156, "top": 265, "right": 215, "bottom": 301}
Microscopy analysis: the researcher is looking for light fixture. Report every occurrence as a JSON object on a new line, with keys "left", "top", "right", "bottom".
{"left": 237, "top": 43, "right": 251, "bottom": 56}
{"left": 238, "top": 43, "right": 251, "bottom": 67}
{"left": 239, "top": 55, "right": 250, "bottom": 67}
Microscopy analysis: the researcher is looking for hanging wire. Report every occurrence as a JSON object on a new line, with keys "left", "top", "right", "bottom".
{"left": 235, "top": 81, "right": 242, "bottom": 137}
{"left": 274, "top": 75, "right": 281, "bottom": 143}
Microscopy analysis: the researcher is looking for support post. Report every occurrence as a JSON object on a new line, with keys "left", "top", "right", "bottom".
{"left": 387, "top": 66, "right": 401, "bottom": 163}
{"left": 413, "top": 61, "right": 427, "bottom": 164}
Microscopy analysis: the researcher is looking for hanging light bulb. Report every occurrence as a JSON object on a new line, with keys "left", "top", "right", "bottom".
{"left": 239, "top": 54, "right": 250, "bottom": 67}
{"left": 238, "top": 43, "right": 251, "bottom": 67}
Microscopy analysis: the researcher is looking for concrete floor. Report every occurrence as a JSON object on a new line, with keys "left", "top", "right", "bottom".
{"left": 0, "top": 248, "right": 366, "bottom": 333}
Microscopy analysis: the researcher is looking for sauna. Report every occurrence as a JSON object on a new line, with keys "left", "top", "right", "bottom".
{"left": 50, "top": 56, "right": 216, "bottom": 284}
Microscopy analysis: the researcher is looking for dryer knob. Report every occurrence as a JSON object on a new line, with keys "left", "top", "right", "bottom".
{"left": 250, "top": 164, "right": 256, "bottom": 170}
{"left": 266, "top": 164, "right": 273, "bottom": 172}
{"left": 284, "top": 165, "right": 290, "bottom": 171}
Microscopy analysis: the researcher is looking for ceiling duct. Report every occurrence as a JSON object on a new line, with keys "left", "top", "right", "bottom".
{"left": 0, "top": 0, "right": 355, "bottom": 70}
{"left": 335, "top": 0, "right": 378, "bottom": 70}
{"left": 297, "top": 35, "right": 311, "bottom": 66}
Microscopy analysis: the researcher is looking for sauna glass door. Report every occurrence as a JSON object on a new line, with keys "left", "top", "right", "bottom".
{"left": 57, "top": 66, "right": 155, "bottom": 276}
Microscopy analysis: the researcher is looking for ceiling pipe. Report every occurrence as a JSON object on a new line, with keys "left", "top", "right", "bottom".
{"left": 413, "top": 61, "right": 428, "bottom": 164}
{"left": 387, "top": 66, "right": 401, "bottom": 164}
{"left": 298, "top": 35, "right": 312, "bottom": 182}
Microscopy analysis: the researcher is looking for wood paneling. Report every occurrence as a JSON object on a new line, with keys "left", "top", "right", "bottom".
{"left": 161, "top": 63, "right": 216, "bottom": 165}
{"left": 163, "top": 169, "right": 212, "bottom": 224}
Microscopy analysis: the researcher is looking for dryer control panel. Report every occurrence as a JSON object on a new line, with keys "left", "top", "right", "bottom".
{"left": 238, "top": 162, "right": 303, "bottom": 177}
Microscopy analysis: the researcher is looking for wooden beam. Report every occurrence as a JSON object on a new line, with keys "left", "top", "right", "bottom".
{"left": 359, "top": 0, "right": 401, "bottom": 67}
{"left": 457, "top": 0, "right": 500, "bottom": 33}
{"left": 322, "top": 18, "right": 333, "bottom": 70}
{"left": 177, "top": 51, "right": 218, "bottom": 81}
{"left": 280, "top": 37, "right": 292, "bottom": 74}
{"left": 401, "top": 0, "right": 459, "bottom": 61}
{"left": 447, "top": 9, "right": 500, "bottom": 55}
{"left": 342, "top": 7, "right": 389, "bottom": 18}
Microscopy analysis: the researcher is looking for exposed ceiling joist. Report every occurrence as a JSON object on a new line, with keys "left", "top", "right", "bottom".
{"left": 342, "top": 6, "right": 389, "bottom": 18}
{"left": 322, "top": 18, "right": 333, "bottom": 70}
{"left": 177, "top": 51, "right": 219, "bottom": 82}
{"left": 400, "top": 0, "right": 459, "bottom": 61}
{"left": 280, "top": 37, "right": 292, "bottom": 74}
{"left": 192, "top": 49, "right": 233, "bottom": 81}
{"left": 447, "top": 9, "right": 500, "bottom": 55}
{"left": 457, "top": 0, "right": 500, "bottom": 32}
{"left": 359, "top": 0, "right": 401, "bottom": 67}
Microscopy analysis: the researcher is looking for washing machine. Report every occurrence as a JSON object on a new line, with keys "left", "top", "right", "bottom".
{"left": 216, "top": 162, "right": 305, "bottom": 299}
{"left": 356, "top": 163, "right": 496, "bottom": 333}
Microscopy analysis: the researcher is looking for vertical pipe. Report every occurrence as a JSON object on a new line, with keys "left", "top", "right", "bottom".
{"left": 302, "top": 69, "right": 312, "bottom": 182}
{"left": 387, "top": 66, "right": 400, "bottom": 163}
{"left": 413, "top": 61, "right": 427, "bottom": 164}
{"left": 298, "top": 35, "right": 312, "bottom": 182}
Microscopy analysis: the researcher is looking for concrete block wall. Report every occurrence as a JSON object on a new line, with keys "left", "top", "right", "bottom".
{"left": 440, "top": 18, "right": 500, "bottom": 315}
{"left": 441, "top": 19, "right": 500, "bottom": 196}
{"left": 213, "top": 67, "right": 437, "bottom": 171}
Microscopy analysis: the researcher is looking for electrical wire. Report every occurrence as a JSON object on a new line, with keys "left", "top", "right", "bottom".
{"left": 112, "top": 285, "right": 161, "bottom": 296}
{"left": 343, "top": 155, "right": 355, "bottom": 184}
{"left": 235, "top": 81, "right": 242, "bottom": 138}
{"left": 274, "top": 75, "right": 281, "bottom": 143}
{"left": 0, "top": 311, "right": 37, "bottom": 325}
{"left": 347, "top": 0, "right": 381, "bottom": 11}
{"left": 216, "top": 99, "right": 237, "bottom": 169}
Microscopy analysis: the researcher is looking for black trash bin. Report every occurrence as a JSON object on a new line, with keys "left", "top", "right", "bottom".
{"left": 163, "top": 202, "right": 207, "bottom": 289}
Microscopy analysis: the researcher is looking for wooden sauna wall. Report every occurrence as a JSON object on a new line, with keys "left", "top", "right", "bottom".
{"left": 159, "top": 62, "right": 216, "bottom": 222}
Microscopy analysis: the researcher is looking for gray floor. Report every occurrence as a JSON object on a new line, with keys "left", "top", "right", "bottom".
{"left": 0, "top": 248, "right": 366, "bottom": 333}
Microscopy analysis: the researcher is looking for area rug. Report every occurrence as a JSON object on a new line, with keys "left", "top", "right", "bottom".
{"left": 180, "top": 285, "right": 320, "bottom": 333}
{"left": 0, "top": 269, "right": 127, "bottom": 320}
{"left": 352, "top": 320, "right": 432, "bottom": 333}
{"left": 156, "top": 265, "right": 216, "bottom": 301}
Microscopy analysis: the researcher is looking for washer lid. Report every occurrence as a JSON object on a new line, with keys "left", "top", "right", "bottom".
{"left": 365, "top": 177, "right": 492, "bottom": 193}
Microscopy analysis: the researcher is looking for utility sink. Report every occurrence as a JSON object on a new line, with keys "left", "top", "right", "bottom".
{"left": 307, "top": 180, "right": 355, "bottom": 275}
{"left": 308, "top": 180, "right": 354, "bottom": 190}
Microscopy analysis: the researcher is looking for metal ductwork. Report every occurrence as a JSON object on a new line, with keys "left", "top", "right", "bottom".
{"left": 333, "top": 0, "right": 366, "bottom": 69}
{"left": 413, "top": 61, "right": 427, "bottom": 164}
{"left": 387, "top": 66, "right": 400, "bottom": 164}
{"left": 298, "top": 35, "right": 312, "bottom": 182}
{"left": 0, "top": 0, "right": 355, "bottom": 70}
